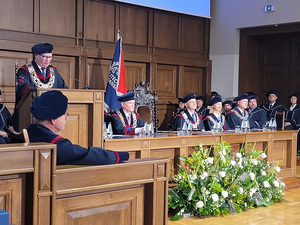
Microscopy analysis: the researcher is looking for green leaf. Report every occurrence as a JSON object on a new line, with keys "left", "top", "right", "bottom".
{"left": 170, "top": 213, "right": 183, "bottom": 221}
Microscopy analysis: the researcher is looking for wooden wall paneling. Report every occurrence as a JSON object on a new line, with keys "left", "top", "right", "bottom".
{"left": 84, "top": 0, "right": 115, "bottom": 42}
{"left": 153, "top": 11, "right": 179, "bottom": 49}
{"left": 179, "top": 66, "right": 205, "bottom": 97}
{"left": 86, "top": 58, "right": 111, "bottom": 89}
{"left": 40, "top": 0, "right": 76, "bottom": 37}
{"left": 0, "top": 178, "right": 22, "bottom": 225}
{"left": 0, "top": 0, "right": 33, "bottom": 32}
{"left": 181, "top": 16, "right": 205, "bottom": 52}
{"left": 51, "top": 56, "right": 76, "bottom": 89}
{"left": 125, "top": 62, "right": 147, "bottom": 91}
{"left": 119, "top": 5, "right": 148, "bottom": 46}
{"left": 155, "top": 64, "right": 177, "bottom": 99}
{"left": 156, "top": 104, "right": 175, "bottom": 130}
{"left": 290, "top": 38, "right": 300, "bottom": 92}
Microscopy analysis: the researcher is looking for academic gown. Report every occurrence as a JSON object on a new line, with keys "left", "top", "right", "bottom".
{"left": 174, "top": 109, "right": 205, "bottom": 130}
{"left": 203, "top": 113, "right": 230, "bottom": 131}
{"left": 285, "top": 105, "right": 300, "bottom": 130}
{"left": 261, "top": 102, "right": 286, "bottom": 129}
{"left": 226, "top": 107, "right": 250, "bottom": 130}
{"left": 27, "top": 124, "right": 128, "bottom": 165}
{"left": 196, "top": 106, "right": 207, "bottom": 118}
{"left": 110, "top": 108, "right": 144, "bottom": 135}
{"left": 248, "top": 106, "right": 268, "bottom": 129}
{"left": 0, "top": 104, "right": 13, "bottom": 144}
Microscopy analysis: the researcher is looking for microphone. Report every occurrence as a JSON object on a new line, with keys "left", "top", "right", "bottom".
{"left": 55, "top": 67, "right": 90, "bottom": 89}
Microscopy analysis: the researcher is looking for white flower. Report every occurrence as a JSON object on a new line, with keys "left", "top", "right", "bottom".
{"left": 200, "top": 172, "right": 208, "bottom": 180}
{"left": 188, "top": 187, "right": 195, "bottom": 201}
{"left": 180, "top": 209, "right": 184, "bottom": 213}
{"left": 196, "top": 200, "right": 204, "bottom": 208}
{"left": 249, "top": 172, "right": 255, "bottom": 180}
{"left": 236, "top": 152, "right": 242, "bottom": 158}
{"left": 205, "top": 157, "right": 214, "bottom": 164}
{"left": 251, "top": 159, "right": 258, "bottom": 165}
{"left": 219, "top": 171, "right": 226, "bottom": 178}
{"left": 280, "top": 182, "right": 286, "bottom": 187}
{"left": 222, "top": 148, "right": 227, "bottom": 155}
{"left": 221, "top": 190, "right": 228, "bottom": 198}
{"left": 211, "top": 193, "right": 219, "bottom": 202}
{"left": 238, "top": 187, "right": 244, "bottom": 194}
{"left": 261, "top": 170, "right": 266, "bottom": 176}
{"left": 263, "top": 181, "right": 271, "bottom": 188}
{"left": 275, "top": 166, "right": 281, "bottom": 173}
{"left": 230, "top": 160, "right": 236, "bottom": 166}
{"left": 273, "top": 180, "right": 280, "bottom": 188}
{"left": 249, "top": 187, "right": 257, "bottom": 197}
{"left": 261, "top": 152, "right": 267, "bottom": 158}
{"left": 190, "top": 174, "right": 197, "bottom": 183}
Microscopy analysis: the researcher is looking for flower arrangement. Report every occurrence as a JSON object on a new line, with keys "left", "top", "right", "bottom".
{"left": 168, "top": 142, "right": 286, "bottom": 221}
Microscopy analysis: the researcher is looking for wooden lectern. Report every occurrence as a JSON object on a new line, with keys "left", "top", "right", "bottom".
{"left": 16, "top": 89, "right": 105, "bottom": 148}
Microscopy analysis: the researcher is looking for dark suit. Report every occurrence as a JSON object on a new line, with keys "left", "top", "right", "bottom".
{"left": 174, "top": 109, "right": 205, "bottom": 130}
{"left": 27, "top": 124, "right": 128, "bottom": 165}
{"left": 248, "top": 106, "right": 268, "bottom": 129}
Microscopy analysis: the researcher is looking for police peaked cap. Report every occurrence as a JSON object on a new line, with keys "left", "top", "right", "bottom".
{"left": 117, "top": 92, "right": 135, "bottom": 102}
{"left": 208, "top": 95, "right": 222, "bottom": 106}
{"left": 222, "top": 100, "right": 233, "bottom": 107}
{"left": 266, "top": 90, "right": 278, "bottom": 97}
{"left": 31, "top": 90, "right": 68, "bottom": 120}
{"left": 183, "top": 93, "right": 196, "bottom": 103}
{"left": 31, "top": 43, "right": 53, "bottom": 54}
{"left": 233, "top": 94, "right": 249, "bottom": 102}
{"left": 288, "top": 91, "right": 299, "bottom": 99}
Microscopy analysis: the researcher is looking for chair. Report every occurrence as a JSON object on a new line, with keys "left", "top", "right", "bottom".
{"left": 8, "top": 126, "right": 30, "bottom": 143}
{"left": 133, "top": 81, "right": 158, "bottom": 129}
{"left": 275, "top": 111, "right": 285, "bottom": 131}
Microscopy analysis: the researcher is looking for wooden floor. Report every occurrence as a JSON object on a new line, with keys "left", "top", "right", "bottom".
{"left": 168, "top": 166, "right": 300, "bottom": 225}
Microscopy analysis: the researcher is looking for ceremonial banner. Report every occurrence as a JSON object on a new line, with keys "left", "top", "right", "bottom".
{"left": 104, "top": 37, "right": 127, "bottom": 113}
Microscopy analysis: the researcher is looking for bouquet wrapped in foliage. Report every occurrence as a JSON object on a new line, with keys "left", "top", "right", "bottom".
{"left": 168, "top": 142, "right": 286, "bottom": 221}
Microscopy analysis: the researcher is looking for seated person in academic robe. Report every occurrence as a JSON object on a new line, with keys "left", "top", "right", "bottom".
{"left": 174, "top": 93, "right": 205, "bottom": 130}
{"left": 222, "top": 100, "right": 233, "bottom": 117}
{"left": 248, "top": 94, "right": 267, "bottom": 129}
{"left": 27, "top": 90, "right": 129, "bottom": 165}
{"left": 227, "top": 94, "right": 250, "bottom": 130}
{"left": 204, "top": 91, "right": 220, "bottom": 116}
{"left": 284, "top": 91, "right": 300, "bottom": 130}
{"left": 261, "top": 90, "right": 286, "bottom": 129}
{"left": 0, "top": 90, "right": 13, "bottom": 144}
{"left": 110, "top": 92, "right": 144, "bottom": 135}
{"left": 15, "top": 43, "right": 68, "bottom": 105}
{"left": 204, "top": 95, "right": 230, "bottom": 131}
{"left": 195, "top": 96, "right": 207, "bottom": 118}
{"left": 168, "top": 97, "right": 185, "bottom": 130}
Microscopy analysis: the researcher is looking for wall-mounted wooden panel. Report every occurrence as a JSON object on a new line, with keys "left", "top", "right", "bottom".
{"left": 51, "top": 56, "right": 76, "bottom": 89}
{"left": 157, "top": 104, "right": 175, "bottom": 130}
{"left": 155, "top": 64, "right": 177, "bottom": 99}
{"left": 120, "top": 5, "right": 148, "bottom": 46}
{"left": 0, "top": 0, "right": 33, "bottom": 32}
{"left": 40, "top": 0, "right": 76, "bottom": 37}
{"left": 153, "top": 12, "right": 178, "bottom": 49}
{"left": 125, "top": 62, "right": 146, "bottom": 91}
{"left": 86, "top": 59, "right": 110, "bottom": 89}
{"left": 84, "top": 0, "right": 115, "bottom": 42}
{"left": 180, "top": 66, "right": 204, "bottom": 97}
{"left": 182, "top": 17, "right": 205, "bottom": 52}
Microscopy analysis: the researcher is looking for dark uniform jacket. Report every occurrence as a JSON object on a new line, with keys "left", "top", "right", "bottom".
{"left": 27, "top": 124, "right": 128, "bottom": 165}
{"left": 203, "top": 113, "right": 230, "bottom": 131}
{"left": 285, "top": 105, "right": 300, "bottom": 130}
{"left": 110, "top": 108, "right": 144, "bottom": 135}
{"left": 261, "top": 102, "right": 286, "bottom": 129}
{"left": 196, "top": 106, "right": 207, "bottom": 118}
{"left": 174, "top": 109, "right": 205, "bottom": 130}
{"left": 248, "top": 106, "right": 268, "bottom": 129}
{"left": 0, "top": 104, "right": 13, "bottom": 144}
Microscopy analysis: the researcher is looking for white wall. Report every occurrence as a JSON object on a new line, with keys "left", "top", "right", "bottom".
{"left": 210, "top": 0, "right": 300, "bottom": 99}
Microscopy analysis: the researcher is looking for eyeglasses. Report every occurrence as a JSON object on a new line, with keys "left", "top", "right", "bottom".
{"left": 64, "top": 112, "right": 69, "bottom": 119}
{"left": 39, "top": 54, "right": 53, "bottom": 60}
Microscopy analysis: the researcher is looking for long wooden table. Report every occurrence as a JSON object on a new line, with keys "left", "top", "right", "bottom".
{"left": 104, "top": 130, "right": 298, "bottom": 180}
{"left": 0, "top": 143, "right": 169, "bottom": 225}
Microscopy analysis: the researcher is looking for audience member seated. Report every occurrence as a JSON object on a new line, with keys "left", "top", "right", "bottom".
{"left": 261, "top": 90, "right": 286, "bottom": 129}
{"left": 222, "top": 100, "right": 233, "bottom": 117}
{"left": 174, "top": 94, "right": 205, "bottom": 130}
{"left": 110, "top": 92, "right": 144, "bottom": 135}
{"left": 204, "top": 95, "right": 229, "bottom": 131}
{"left": 0, "top": 90, "right": 13, "bottom": 144}
{"left": 27, "top": 90, "right": 129, "bottom": 165}
{"left": 195, "top": 96, "right": 207, "bottom": 117}
{"left": 248, "top": 94, "right": 267, "bottom": 129}
{"left": 227, "top": 94, "right": 250, "bottom": 130}
{"left": 284, "top": 91, "right": 300, "bottom": 130}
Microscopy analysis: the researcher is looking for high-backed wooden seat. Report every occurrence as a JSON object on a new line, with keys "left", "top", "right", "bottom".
{"left": 8, "top": 126, "right": 30, "bottom": 143}
{"left": 275, "top": 111, "right": 285, "bottom": 131}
